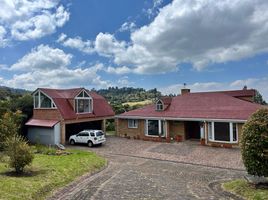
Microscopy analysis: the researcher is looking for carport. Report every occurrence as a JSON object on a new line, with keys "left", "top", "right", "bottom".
{"left": 65, "top": 120, "right": 103, "bottom": 141}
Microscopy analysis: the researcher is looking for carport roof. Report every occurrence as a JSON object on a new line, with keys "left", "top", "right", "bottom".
{"left": 26, "top": 119, "right": 59, "bottom": 127}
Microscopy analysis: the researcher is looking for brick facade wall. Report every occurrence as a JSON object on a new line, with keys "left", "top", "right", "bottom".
{"left": 33, "top": 109, "right": 62, "bottom": 120}
{"left": 116, "top": 119, "right": 145, "bottom": 139}
{"left": 169, "top": 121, "right": 185, "bottom": 140}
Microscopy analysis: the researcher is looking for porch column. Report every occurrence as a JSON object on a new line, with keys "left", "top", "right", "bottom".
{"left": 204, "top": 121, "right": 208, "bottom": 145}
{"left": 166, "top": 120, "right": 170, "bottom": 142}
{"left": 60, "top": 122, "right": 66, "bottom": 144}
{"left": 101, "top": 119, "right": 106, "bottom": 132}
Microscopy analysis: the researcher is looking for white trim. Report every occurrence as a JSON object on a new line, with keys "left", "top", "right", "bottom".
{"left": 208, "top": 122, "right": 239, "bottom": 143}
{"left": 155, "top": 99, "right": 164, "bottom": 111}
{"left": 75, "top": 89, "right": 93, "bottom": 114}
{"left": 33, "top": 90, "right": 57, "bottom": 109}
{"left": 128, "top": 119, "right": 138, "bottom": 128}
{"left": 116, "top": 115, "right": 247, "bottom": 123}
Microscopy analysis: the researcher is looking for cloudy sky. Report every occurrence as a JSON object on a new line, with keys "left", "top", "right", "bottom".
{"left": 0, "top": 0, "right": 268, "bottom": 100}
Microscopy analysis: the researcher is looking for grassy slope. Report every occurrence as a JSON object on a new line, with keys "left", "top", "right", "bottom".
{"left": 223, "top": 179, "right": 268, "bottom": 200}
{"left": 122, "top": 99, "right": 153, "bottom": 106}
{"left": 0, "top": 150, "right": 106, "bottom": 200}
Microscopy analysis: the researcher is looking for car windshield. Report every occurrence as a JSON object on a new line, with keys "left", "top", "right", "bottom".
{"left": 96, "top": 131, "right": 104, "bottom": 136}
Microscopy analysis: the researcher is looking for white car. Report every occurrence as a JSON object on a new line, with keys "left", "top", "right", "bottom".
{"left": 69, "top": 130, "right": 106, "bottom": 147}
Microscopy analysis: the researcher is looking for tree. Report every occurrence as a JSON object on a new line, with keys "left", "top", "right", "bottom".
{"left": 0, "top": 111, "right": 23, "bottom": 150}
{"left": 253, "top": 90, "right": 267, "bottom": 105}
{"left": 241, "top": 108, "right": 268, "bottom": 177}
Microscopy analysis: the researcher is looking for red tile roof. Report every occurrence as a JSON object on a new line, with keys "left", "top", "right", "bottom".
{"left": 37, "top": 88, "right": 114, "bottom": 120}
{"left": 119, "top": 91, "right": 262, "bottom": 121}
{"left": 26, "top": 119, "right": 59, "bottom": 127}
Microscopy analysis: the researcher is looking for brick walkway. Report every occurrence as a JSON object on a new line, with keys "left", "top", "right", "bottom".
{"left": 48, "top": 137, "right": 245, "bottom": 200}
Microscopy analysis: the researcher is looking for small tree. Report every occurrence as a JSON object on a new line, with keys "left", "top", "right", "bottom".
{"left": 5, "top": 134, "right": 34, "bottom": 174}
{"left": 241, "top": 108, "right": 268, "bottom": 177}
{"left": 0, "top": 111, "right": 23, "bottom": 150}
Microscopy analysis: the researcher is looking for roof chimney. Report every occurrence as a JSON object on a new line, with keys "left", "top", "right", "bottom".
{"left": 243, "top": 85, "right": 247, "bottom": 90}
{"left": 181, "top": 83, "right": 190, "bottom": 95}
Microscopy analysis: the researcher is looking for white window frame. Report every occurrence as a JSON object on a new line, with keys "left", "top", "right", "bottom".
{"left": 145, "top": 119, "right": 166, "bottom": 137}
{"left": 33, "top": 90, "right": 56, "bottom": 109}
{"left": 75, "top": 90, "right": 93, "bottom": 114}
{"left": 155, "top": 100, "right": 164, "bottom": 111}
{"left": 208, "top": 121, "right": 238, "bottom": 143}
{"left": 128, "top": 119, "right": 138, "bottom": 128}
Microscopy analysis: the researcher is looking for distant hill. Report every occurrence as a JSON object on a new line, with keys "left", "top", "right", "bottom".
{"left": 0, "top": 86, "right": 30, "bottom": 100}
{"left": 96, "top": 87, "right": 162, "bottom": 104}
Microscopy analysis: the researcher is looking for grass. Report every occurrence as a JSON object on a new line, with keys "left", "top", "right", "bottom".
{"left": 223, "top": 179, "right": 268, "bottom": 200}
{"left": 0, "top": 149, "right": 106, "bottom": 200}
{"left": 122, "top": 99, "right": 153, "bottom": 106}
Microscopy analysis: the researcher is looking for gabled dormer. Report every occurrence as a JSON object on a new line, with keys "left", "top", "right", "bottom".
{"left": 74, "top": 89, "right": 93, "bottom": 113}
{"left": 33, "top": 89, "right": 56, "bottom": 109}
{"left": 155, "top": 97, "right": 172, "bottom": 111}
{"left": 155, "top": 99, "right": 164, "bottom": 111}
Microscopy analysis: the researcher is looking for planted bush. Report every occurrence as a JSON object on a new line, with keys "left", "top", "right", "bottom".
{"left": 5, "top": 134, "right": 34, "bottom": 174}
{"left": 241, "top": 108, "right": 268, "bottom": 177}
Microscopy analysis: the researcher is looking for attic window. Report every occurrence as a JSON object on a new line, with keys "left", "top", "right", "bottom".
{"left": 75, "top": 90, "right": 92, "bottom": 113}
{"left": 33, "top": 91, "right": 56, "bottom": 109}
{"left": 156, "top": 100, "right": 164, "bottom": 111}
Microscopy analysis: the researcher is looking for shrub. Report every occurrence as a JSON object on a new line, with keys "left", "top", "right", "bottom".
{"left": 5, "top": 134, "right": 34, "bottom": 174}
{"left": 241, "top": 108, "right": 268, "bottom": 177}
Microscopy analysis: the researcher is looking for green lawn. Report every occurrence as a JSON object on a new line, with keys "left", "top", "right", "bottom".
{"left": 223, "top": 179, "right": 268, "bottom": 200}
{"left": 0, "top": 150, "right": 106, "bottom": 200}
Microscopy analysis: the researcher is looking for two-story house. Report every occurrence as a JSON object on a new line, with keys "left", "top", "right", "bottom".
{"left": 26, "top": 88, "right": 114, "bottom": 145}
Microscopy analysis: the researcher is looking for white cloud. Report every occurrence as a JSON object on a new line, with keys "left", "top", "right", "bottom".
{"left": 146, "top": 0, "right": 163, "bottom": 18}
{"left": 159, "top": 77, "right": 268, "bottom": 101}
{"left": 3, "top": 45, "right": 110, "bottom": 90}
{"left": 0, "top": 0, "right": 69, "bottom": 42}
{"left": 106, "top": 66, "right": 132, "bottom": 75}
{"left": 57, "top": 33, "right": 94, "bottom": 54}
{"left": 119, "top": 22, "right": 136, "bottom": 32}
{"left": 10, "top": 45, "right": 72, "bottom": 71}
{"left": 117, "top": 76, "right": 133, "bottom": 86}
{"left": 58, "top": 0, "right": 268, "bottom": 75}
{"left": 0, "top": 25, "right": 8, "bottom": 47}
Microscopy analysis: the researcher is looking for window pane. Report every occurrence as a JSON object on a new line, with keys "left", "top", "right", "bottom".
{"left": 208, "top": 122, "right": 212, "bottom": 140}
{"left": 40, "top": 92, "right": 51, "bottom": 108}
{"left": 233, "top": 123, "right": 237, "bottom": 141}
{"left": 84, "top": 91, "right": 89, "bottom": 97}
{"left": 34, "top": 93, "right": 39, "bottom": 108}
{"left": 84, "top": 99, "right": 90, "bottom": 112}
{"left": 96, "top": 131, "right": 104, "bottom": 136}
{"left": 214, "top": 122, "right": 230, "bottom": 141}
{"left": 160, "top": 121, "right": 165, "bottom": 136}
{"left": 77, "top": 92, "right": 83, "bottom": 97}
{"left": 147, "top": 120, "right": 159, "bottom": 136}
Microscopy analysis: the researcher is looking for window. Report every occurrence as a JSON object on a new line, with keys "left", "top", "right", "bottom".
{"left": 155, "top": 100, "right": 163, "bottom": 111}
{"left": 90, "top": 132, "right": 95, "bottom": 137}
{"left": 96, "top": 131, "right": 104, "bottom": 136}
{"left": 75, "top": 90, "right": 92, "bottom": 113}
{"left": 128, "top": 119, "right": 138, "bottom": 128}
{"left": 208, "top": 122, "right": 238, "bottom": 143}
{"left": 33, "top": 91, "right": 56, "bottom": 109}
{"left": 146, "top": 120, "right": 165, "bottom": 137}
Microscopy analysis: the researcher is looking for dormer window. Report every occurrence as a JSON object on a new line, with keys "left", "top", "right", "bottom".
{"left": 156, "top": 100, "right": 164, "bottom": 111}
{"left": 33, "top": 91, "right": 56, "bottom": 109}
{"left": 75, "top": 90, "right": 93, "bottom": 113}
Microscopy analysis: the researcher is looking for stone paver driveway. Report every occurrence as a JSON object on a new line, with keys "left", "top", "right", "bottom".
{"left": 49, "top": 137, "right": 245, "bottom": 200}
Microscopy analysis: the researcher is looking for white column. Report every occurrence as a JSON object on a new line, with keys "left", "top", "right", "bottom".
{"left": 229, "top": 122, "right": 233, "bottom": 142}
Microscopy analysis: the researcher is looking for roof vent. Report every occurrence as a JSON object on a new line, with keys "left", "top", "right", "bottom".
{"left": 181, "top": 83, "right": 190, "bottom": 95}
{"left": 243, "top": 85, "right": 247, "bottom": 90}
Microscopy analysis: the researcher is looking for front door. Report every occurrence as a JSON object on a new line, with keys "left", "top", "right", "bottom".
{"left": 185, "top": 121, "right": 201, "bottom": 139}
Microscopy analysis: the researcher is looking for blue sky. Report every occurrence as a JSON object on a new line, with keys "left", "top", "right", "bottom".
{"left": 0, "top": 0, "right": 268, "bottom": 100}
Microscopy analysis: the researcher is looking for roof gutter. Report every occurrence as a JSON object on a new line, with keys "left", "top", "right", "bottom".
{"left": 115, "top": 115, "right": 247, "bottom": 123}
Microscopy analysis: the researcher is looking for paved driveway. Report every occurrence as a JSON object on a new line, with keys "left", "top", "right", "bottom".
{"left": 49, "top": 137, "right": 245, "bottom": 200}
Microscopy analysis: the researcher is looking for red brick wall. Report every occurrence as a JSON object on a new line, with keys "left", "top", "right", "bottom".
{"left": 33, "top": 109, "right": 62, "bottom": 120}
{"left": 116, "top": 118, "right": 145, "bottom": 139}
